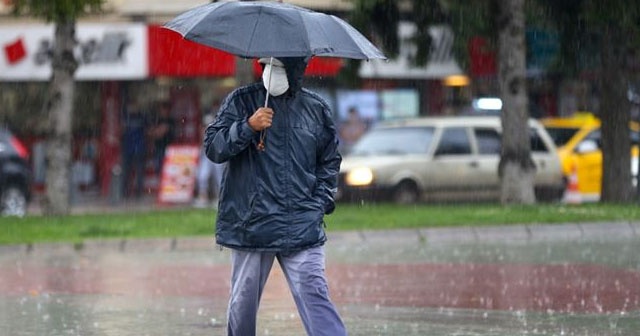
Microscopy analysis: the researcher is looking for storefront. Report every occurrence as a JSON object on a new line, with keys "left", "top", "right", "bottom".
{"left": 0, "top": 22, "right": 344, "bottom": 200}
{"left": 1, "top": 23, "right": 150, "bottom": 197}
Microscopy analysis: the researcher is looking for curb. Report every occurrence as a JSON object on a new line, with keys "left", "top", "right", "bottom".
{"left": 1, "top": 221, "right": 638, "bottom": 255}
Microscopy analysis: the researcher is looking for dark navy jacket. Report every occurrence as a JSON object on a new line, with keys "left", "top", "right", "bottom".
{"left": 204, "top": 57, "right": 341, "bottom": 252}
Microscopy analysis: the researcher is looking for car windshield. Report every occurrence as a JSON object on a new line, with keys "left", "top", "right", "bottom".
{"left": 350, "top": 126, "right": 435, "bottom": 156}
{"left": 544, "top": 127, "right": 580, "bottom": 146}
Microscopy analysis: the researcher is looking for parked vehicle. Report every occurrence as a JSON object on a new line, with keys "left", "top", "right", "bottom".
{"left": 0, "top": 127, "right": 31, "bottom": 217}
{"left": 337, "top": 116, "right": 565, "bottom": 204}
{"left": 541, "top": 112, "right": 639, "bottom": 202}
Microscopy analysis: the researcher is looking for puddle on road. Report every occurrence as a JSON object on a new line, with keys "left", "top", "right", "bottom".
{"left": 1, "top": 294, "right": 639, "bottom": 336}
{"left": 0, "top": 232, "right": 638, "bottom": 335}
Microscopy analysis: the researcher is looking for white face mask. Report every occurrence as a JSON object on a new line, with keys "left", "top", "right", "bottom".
{"left": 262, "top": 63, "right": 289, "bottom": 96}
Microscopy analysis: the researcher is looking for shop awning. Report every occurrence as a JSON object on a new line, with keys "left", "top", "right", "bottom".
{"left": 359, "top": 58, "right": 463, "bottom": 79}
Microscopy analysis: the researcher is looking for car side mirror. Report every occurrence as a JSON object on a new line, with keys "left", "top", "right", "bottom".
{"left": 576, "top": 139, "right": 598, "bottom": 154}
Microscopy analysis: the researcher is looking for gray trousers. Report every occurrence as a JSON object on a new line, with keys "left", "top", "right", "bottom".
{"left": 227, "top": 246, "right": 347, "bottom": 336}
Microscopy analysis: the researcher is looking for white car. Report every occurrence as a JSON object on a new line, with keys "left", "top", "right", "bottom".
{"left": 337, "top": 116, "right": 565, "bottom": 204}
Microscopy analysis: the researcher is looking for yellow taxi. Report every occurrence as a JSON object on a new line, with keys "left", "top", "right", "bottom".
{"left": 540, "top": 112, "right": 639, "bottom": 202}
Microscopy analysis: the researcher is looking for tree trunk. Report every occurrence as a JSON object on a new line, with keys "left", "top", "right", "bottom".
{"left": 43, "top": 21, "right": 78, "bottom": 215}
{"left": 497, "top": 0, "right": 536, "bottom": 204}
{"left": 600, "top": 26, "right": 632, "bottom": 203}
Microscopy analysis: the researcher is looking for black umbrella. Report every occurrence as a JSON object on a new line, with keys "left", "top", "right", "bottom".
{"left": 164, "top": 0, "right": 386, "bottom": 149}
{"left": 163, "top": 0, "right": 386, "bottom": 60}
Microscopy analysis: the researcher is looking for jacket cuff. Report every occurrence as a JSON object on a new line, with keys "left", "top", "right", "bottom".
{"left": 232, "top": 120, "right": 256, "bottom": 142}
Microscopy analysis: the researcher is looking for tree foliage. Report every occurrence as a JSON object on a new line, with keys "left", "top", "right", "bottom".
{"left": 343, "top": 0, "right": 448, "bottom": 87}
{"left": 11, "top": 0, "right": 103, "bottom": 22}
{"left": 350, "top": 0, "right": 448, "bottom": 65}
{"left": 444, "top": 0, "right": 495, "bottom": 71}
{"left": 540, "top": 0, "right": 640, "bottom": 202}
{"left": 350, "top": 0, "right": 400, "bottom": 60}
{"left": 537, "top": 0, "right": 587, "bottom": 76}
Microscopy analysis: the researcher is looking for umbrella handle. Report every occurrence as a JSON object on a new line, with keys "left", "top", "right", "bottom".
{"left": 257, "top": 57, "right": 274, "bottom": 151}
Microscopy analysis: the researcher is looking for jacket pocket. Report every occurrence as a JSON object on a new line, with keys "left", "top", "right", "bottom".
{"left": 217, "top": 154, "right": 258, "bottom": 225}
{"left": 240, "top": 190, "right": 258, "bottom": 228}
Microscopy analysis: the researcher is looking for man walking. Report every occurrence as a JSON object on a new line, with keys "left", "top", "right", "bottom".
{"left": 203, "top": 56, "right": 346, "bottom": 336}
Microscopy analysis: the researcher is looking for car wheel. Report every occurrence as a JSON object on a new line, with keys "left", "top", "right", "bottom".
{"left": 1, "top": 186, "right": 27, "bottom": 217}
{"left": 393, "top": 181, "right": 420, "bottom": 204}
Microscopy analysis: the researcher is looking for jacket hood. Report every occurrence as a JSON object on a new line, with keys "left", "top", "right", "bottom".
{"left": 260, "top": 56, "right": 310, "bottom": 95}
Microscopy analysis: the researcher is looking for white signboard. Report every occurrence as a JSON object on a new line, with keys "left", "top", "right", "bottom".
{"left": 0, "top": 23, "right": 148, "bottom": 81}
{"left": 359, "top": 22, "right": 463, "bottom": 79}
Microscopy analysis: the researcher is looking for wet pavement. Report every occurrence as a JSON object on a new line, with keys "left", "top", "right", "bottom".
{"left": 1, "top": 221, "right": 639, "bottom": 335}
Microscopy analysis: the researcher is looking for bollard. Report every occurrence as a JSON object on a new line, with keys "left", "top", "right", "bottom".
{"left": 110, "top": 164, "right": 123, "bottom": 204}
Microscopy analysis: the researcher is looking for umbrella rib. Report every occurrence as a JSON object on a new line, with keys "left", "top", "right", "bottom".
{"left": 329, "top": 16, "right": 379, "bottom": 60}
{"left": 169, "top": 2, "right": 228, "bottom": 41}
{"left": 181, "top": 3, "right": 217, "bottom": 37}
{"left": 244, "top": 6, "right": 265, "bottom": 58}
{"left": 294, "top": 8, "right": 313, "bottom": 57}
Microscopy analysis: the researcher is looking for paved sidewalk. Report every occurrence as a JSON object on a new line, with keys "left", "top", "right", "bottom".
{"left": 1, "top": 222, "right": 639, "bottom": 335}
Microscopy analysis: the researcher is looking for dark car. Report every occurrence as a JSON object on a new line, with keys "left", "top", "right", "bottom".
{"left": 0, "top": 127, "right": 31, "bottom": 217}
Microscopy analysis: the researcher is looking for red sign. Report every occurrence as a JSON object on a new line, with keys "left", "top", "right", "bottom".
{"left": 148, "top": 25, "right": 235, "bottom": 77}
{"left": 252, "top": 56, "right": 343, "bottom": 77}
{"left": 4, "top": 37, "right": 26, "bottom": 65}
{"left": 148, "top": 25, "right": 343, "bottom": 78}
{"left": 306, "top": 57, "right": 343, "bottom": 76}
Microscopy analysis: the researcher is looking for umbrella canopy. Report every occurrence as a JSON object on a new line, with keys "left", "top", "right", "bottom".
{"left": 163, "top": 0, "right": 386, "bottom": 60}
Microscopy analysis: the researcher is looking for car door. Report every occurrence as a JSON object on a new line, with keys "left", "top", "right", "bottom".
{"left": 427, "top": 126, "right": 482, "bottom": 201}
{"left": 572, "top": 129, "right": 602, "bottom": 198}
{"left": 530, "top": 125, "right": 565, "bottom": 200}
{"left": 470, "top": 127, "right": 502, "bottom": 199}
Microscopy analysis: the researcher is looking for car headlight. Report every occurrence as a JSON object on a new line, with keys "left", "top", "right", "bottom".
{"left": 345, "top": 167, "right": 373, "bottom": 186}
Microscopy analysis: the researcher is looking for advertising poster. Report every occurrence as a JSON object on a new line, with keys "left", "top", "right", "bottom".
{"left": 380, "top": 89, "right": 419, "bottom": 120}
{"left": 336, "top": 90, "right": 379, "bottom": 121}
{"left": 158, "top": 145, "right": 199, "bottom": 204}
